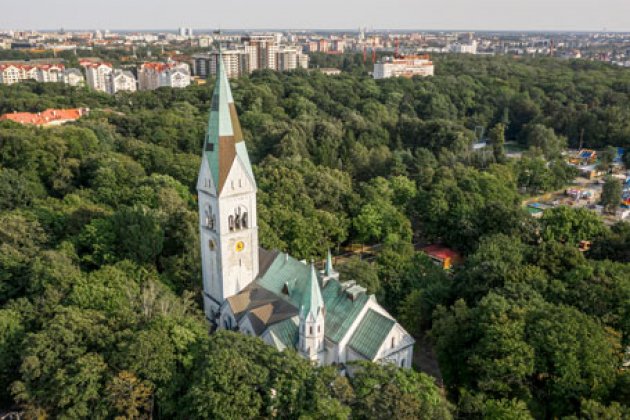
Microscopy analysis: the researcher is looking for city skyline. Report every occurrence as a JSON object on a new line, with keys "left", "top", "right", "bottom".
{"left": 3, "top": 0, "right": 630, "bottom": 32}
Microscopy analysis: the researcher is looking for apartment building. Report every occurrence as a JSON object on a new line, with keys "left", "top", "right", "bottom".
{"left": 138, "top": 62, "right": 191, "bottom": 90}
{"left": 373, "top": 55, "right": 434, "bottom": 79}
{"left": 63, "top": 68, "right": 85, "bottom": 87}
{"left": 110, "top": 69, "right": 137, "bottom": 93}
{"left": 0, "top": 62, "right": 65, "bottom": 84}
{"left": 82, "top": 61, "right": 113, "bottom": 92}
{"left": 192, "top": 37, "right": 309, "bottom": 78}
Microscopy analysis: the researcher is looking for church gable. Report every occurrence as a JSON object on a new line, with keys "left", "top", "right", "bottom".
{"left": 219, "top": 153, "right": 256, "bottom": 197}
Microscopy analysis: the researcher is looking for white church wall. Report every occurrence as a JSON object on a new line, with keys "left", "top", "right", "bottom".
{"left": 374, "top": 324, "right": 412, "bottom": 368}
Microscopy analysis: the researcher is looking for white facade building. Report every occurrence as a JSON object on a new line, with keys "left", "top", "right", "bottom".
{"left": 63, "top": 68, "right": 85, "bottom": 87}
{"left": 109, "top": 69, "right": 137, "bottom": 94}
{"left": 83, "top": 62, "right": 113, "bottom": 93}
{"left": 198, "top": 55, "right": 414, "bottom": 368}
{"left": 0, "top": 63, "right": 66, "bottom": 85}
{"left": 138, "top": 62, "right": 191, "bottom": 90}
{"left": 192, "top": 37, "right": 309, "bottom": 79}
{"left": 373, "top": 55, "right": 435, "bottom": 79}
{"left": 450, "top": 41, "right": 478, "bottom": 54}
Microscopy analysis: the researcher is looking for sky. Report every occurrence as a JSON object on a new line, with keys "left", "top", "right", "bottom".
{"left": 2, "top": 0, "right": 630, "bottom": 32}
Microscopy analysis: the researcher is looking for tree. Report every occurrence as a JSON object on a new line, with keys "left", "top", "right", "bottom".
{"left": 348, "top": 361, "right": 452, "bottom": 420}
{"left": 598, "top": 146, "right": 618, "bottom": 172}
{"left": 601, "top": 176, "right": 622, "bottom": 214}
{"left": 541, "top": 206, "right": 606, "bottom": 245}
{"left": 0, "top": 212, "right": 48, "bottom": 302}
{"left": 523, "top": 124, "right": 567, "bottom": 160}
{"left": 0, "top": 168, "right": 39, "bottom": 210}
{"left": 106, "top": 371, "right": 154, "bottom": 419}
{"left": 525, "top": 304, "right": 620, "bottom": 418}
{"left": 482, "top": 398, "right": 534, "bottom": 420}
{"left": 337, "top": 257, "right": 380, "bottom": 295}
{"left": 489, "top": 123, "right": 507, "bottom": 163}
{"left": 0, "top": 309, "right": 25, "bottom": 405}
{"left": 589, "top": 221, "right": 630, "bottom": 263}
{"left": 11, "top": 308, "right": 111, "bottom": 419}
{"left": 110, "top": 205, "right": 165, "bottom": 265}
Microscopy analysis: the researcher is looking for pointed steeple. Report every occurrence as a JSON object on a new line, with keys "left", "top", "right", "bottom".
{"left": 325, "top": 249, "right": 335, "bottom": 276}
{"left": 301, "top": 263, "right": 324, "bottom": 319}
{"left": 203, "top": 50, "right": 255, "bottom": 194}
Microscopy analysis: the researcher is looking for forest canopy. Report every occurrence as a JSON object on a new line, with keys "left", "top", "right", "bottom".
{"left": 0, "top": 54, "right": 629, "bottom": 418}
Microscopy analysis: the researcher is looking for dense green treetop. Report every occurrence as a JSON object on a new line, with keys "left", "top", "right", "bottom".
{"left": 1, "top": 54, "right": 629, "bottom": 418}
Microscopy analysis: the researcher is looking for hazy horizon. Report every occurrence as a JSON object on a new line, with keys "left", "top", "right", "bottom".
{"left": 3, "top": 0, "right": 630, "bottom": 32}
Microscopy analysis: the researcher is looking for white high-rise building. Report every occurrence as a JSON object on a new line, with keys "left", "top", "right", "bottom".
{"left": 192, "top": 44, "right": 309, "bottom": 79}
{"left": 82, "top": 61, "right": 113, "bottom": 92}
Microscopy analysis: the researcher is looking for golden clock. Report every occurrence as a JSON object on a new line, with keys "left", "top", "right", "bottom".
{"left": 235, "top": 241, "right": 245, "bottom": 252}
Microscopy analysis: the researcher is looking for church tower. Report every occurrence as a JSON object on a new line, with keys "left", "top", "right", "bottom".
{"left": 197, "top": 52, "right": 259, "bottom": 321}
{"left": 299, "top": 263, "right": 326, "bottom": 364}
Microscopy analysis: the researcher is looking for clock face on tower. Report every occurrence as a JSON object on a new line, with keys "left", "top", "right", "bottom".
{"left": 235, "top": 241, "right": 245, "bottom": 252}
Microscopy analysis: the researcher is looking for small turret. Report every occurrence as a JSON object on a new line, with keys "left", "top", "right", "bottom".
{"left": 320, "top": 249, "right": 339, "bottom": 286}
{"left": 299, "top": 263, "right": 326, "bottom": 363}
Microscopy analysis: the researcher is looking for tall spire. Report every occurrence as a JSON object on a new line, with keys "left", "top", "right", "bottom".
{"left": 301, "top": 263, "right": 324, "bottom": 319}
{"left": 325, "top": 249, "right": 335, "bottom": 276}
{"left": 203, "top": 49, "right": 255, "bottom": 194}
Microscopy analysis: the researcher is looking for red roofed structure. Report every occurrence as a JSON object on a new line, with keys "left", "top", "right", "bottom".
{"left": 421, "top": 244, "right": 462, "bottom": 270}
{"left": 0, "top": 108, "right": 89, "bottom": 126}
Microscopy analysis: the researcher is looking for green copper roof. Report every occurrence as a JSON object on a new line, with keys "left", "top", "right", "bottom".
{"left": 258, "top": 253, "right": 310, "bottom": 304}
{"left": 257, "top": 252, "right": 370, "bottom": 344}
{"left": 322, "top": 280, "right": 369, "bottom": 343}
{"left": 266, "top": 316, "right": 299, "bottom": 351}
{"left": 203, "top": 51, "right": 255, "bottom": 193}
{"left": 348, "top": 309, "right": 395, "bottom": 360}
{"left": 325, "top": 249, "right": 335, "bottom": 276}
{"left": 300, "top": 263, "right": 324, "bottom": 319}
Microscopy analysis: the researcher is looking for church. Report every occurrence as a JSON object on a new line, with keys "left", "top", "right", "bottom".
{"left": 196, "top": 53, "right": 415, "bottom": 368}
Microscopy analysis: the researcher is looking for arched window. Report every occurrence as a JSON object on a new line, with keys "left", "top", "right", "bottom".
{"left": 228, "top": 215, "right": 235, "bottom": 231}
{"left": 400, "top": 358, "right": 406, "bottom": 367}
{"left": 309, "top": 326, "right": 313, "bottom": 335}
{"left": 391, "top": 337, "right": 396, "bottom": 348}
